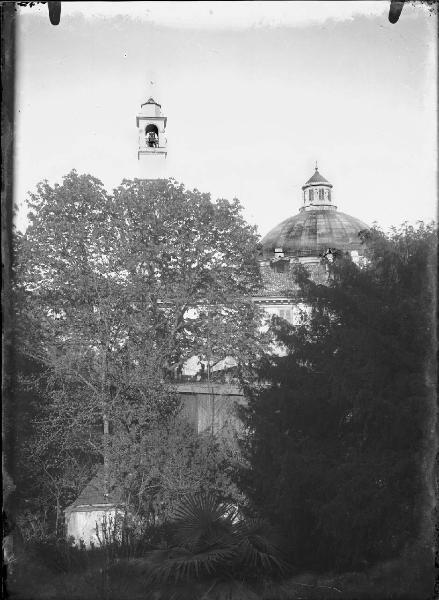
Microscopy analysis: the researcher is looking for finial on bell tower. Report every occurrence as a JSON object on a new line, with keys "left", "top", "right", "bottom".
{"left": 315, "top": 160, "right": 318, "bottom": 171}
{"left": 136, "top": 93, "right": 167, "bottom": 179}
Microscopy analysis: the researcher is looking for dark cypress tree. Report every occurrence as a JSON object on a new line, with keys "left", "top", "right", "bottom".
{"left": 239, "top": 223, "right": 436, "bottom": 572}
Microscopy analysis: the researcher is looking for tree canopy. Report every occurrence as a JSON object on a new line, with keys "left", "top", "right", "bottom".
{"left": 16, "top": 172, "right": 262, "bottom": 374}
{"left": 12, "top": 172, "right": 263, "bottom": 533}
{"left": 239, "top": 222, "right": 437, "bottom": 571}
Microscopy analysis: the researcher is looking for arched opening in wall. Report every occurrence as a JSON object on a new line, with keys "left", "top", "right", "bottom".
{"left": 145, "top": 124, "right": 159, "bottom": 147}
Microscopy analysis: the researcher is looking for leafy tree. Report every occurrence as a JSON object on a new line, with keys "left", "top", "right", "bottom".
{"left": 111, "top": 177, "right": 263, "bottom": 373}
{"left": 110, "top": 419, "right": 246, "bottom": 526}
{"left": 13, "top": 171, "right": 263, "bottom": 532}
{"left": 239, "top": 222, "right": 437, "bottom": 571}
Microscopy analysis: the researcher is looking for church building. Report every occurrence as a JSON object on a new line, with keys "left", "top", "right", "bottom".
{"left": 177, "top": 162, "right": 369, "bottom": 435}
{"left": 254, "top": 163, "right": 369, "bottom": 323}
{"left": 65, "top": 94, "right": 369, "bottom": 545}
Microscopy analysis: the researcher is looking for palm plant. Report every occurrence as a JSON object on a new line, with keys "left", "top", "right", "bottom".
{"left": 144, "top": 492, "right": 287, "bottom": 599}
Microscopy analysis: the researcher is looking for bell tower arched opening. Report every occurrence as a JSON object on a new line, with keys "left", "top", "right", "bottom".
{"left": 145, "top": 124, "right": 159, "bottom": 147}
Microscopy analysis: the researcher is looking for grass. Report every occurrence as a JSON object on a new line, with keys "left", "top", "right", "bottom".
{"left": 6, "top": 558, "right": 435, "bottom": 600}
{"left": 5, "top": 537, "right": 434, "bottom": 600}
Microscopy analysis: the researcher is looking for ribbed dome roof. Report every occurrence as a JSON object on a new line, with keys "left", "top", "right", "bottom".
{"left": 261, "top": 210, "right": 368, "bottom": 258}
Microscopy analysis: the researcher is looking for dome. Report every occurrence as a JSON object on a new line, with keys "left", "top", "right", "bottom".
{"left": 261, "top": 209, "right": 368, "bottom": 259}
{"left": 260, "top": 165, "right": 369, "bottom": 259}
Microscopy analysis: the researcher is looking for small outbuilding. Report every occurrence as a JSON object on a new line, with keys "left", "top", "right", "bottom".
{"left": 64, "top": 470, "right": 123, "bottom": 547}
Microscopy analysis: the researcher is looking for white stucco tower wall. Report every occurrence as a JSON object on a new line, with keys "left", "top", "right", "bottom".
{"left": 136, "top": 97, "right": 168, "bottom": 180}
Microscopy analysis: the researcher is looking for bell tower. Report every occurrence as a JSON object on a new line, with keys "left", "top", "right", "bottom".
{"left": 136, "top": 96, "right": 167, "bottom": 179}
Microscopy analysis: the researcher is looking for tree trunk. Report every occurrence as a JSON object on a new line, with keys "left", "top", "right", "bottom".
{"left": 103, "top": 413, "right": 109, "bottom": 497}
{"left": 55, "top": 493, "right": 61, "bottom": 537}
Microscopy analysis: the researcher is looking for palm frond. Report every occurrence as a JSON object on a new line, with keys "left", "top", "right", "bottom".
{"left": 147, "top": 493, "right": 288, "bottom": 596}
{"left": 233, "top": 518, "right": 286, "bottom": 575}
{"left": 171, "top": 492, "right": 237, "bottom": 552}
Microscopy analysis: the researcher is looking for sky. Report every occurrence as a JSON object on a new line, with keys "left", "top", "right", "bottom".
{"left": 14, "top": 1, "right": 437, "bottom": 237}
